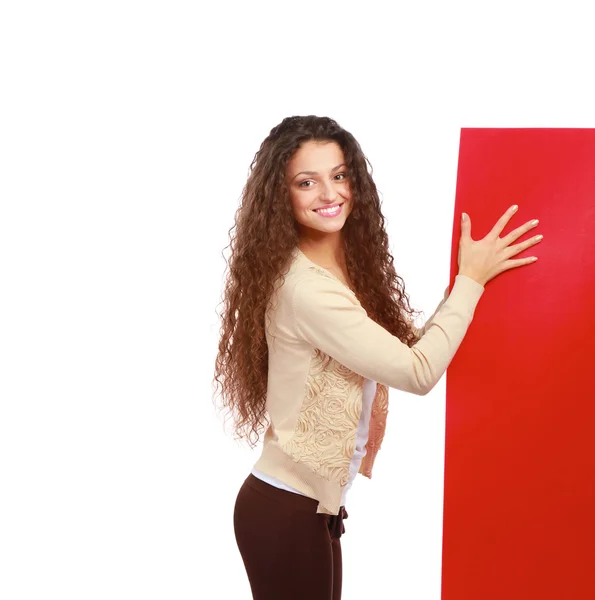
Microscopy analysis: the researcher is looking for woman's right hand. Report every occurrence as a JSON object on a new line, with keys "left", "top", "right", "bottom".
{"left": 457, "top": 205, "right": 543, "bottom": 287}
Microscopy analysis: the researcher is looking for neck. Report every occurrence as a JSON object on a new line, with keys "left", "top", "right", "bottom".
{"left": 298, "top": 234, "right": 347, "bottom": 269}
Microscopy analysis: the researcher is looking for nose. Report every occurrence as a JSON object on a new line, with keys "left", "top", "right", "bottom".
{"left": 319, "top": 179, "right": 339, "bottom": 202}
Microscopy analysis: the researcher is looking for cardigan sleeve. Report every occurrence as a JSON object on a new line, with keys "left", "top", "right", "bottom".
{"left": 411, "top": 284, "right": 451, "bottom": 340}
{"left": 291, "top": 274, "right": 485, "bottom": 396}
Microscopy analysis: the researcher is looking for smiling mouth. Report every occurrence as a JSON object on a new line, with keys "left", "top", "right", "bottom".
{"left": 313, "top": 202, "right": 344, "bottom": 214}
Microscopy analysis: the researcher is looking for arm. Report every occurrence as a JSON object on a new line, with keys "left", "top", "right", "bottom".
{"left": 411, "top": 285, "right": 450, "bottom": 340}
{"left": 291, "top": 274, "right": 484, "bottom": 396}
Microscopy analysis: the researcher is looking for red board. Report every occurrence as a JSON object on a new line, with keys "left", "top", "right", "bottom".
{"left": 442, "top": 129, "right": 595, "bottom": 599}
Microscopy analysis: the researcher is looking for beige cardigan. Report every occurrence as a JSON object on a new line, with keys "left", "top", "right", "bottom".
{"left": 253, "top": 247, "right": 485, "bottom": 515}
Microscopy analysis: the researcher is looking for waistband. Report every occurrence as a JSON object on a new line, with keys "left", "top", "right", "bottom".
{"left": 244, "top": 473, "right": 349, "bottom": 539}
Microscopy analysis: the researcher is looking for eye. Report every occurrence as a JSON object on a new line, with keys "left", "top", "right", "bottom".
{"left": 298, "top": 173, "right": 348, "bottom": 188}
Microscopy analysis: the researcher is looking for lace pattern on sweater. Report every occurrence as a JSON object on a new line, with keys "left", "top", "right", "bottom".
{"left": 282, "top": 348, "right": 364, "bottom": 486}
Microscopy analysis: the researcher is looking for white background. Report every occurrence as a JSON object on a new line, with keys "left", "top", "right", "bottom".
{"left": 1, "top": 1, "right": 593, "bottom": 598}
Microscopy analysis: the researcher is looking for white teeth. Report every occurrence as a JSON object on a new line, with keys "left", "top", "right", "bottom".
{"left": 315, "top": 204, "right": 342, "bottom": 215}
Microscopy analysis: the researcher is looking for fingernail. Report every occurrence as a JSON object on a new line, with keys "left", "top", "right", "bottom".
{"left": 462, "top": 213, "right": 468, "bottom": 222}
{"left": 512, "top": 205, "right": 518, "bottom": 212}
{"left": 531, "top": 219, "right": 539, "bottom": 226}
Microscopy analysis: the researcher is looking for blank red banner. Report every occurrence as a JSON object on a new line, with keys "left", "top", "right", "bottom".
{"left": 442, "top": 128, "right": 595, "bottom": 600}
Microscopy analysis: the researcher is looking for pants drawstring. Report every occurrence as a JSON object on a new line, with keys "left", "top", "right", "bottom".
{"left": 328, "top": 506, "right": 349, "bottom": 539}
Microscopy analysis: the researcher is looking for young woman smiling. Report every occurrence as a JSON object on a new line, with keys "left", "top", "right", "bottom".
{"left": 213, "top": 115, "right": 543, "bottom": 600}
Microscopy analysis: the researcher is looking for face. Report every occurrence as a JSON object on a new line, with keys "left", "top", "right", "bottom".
{"left": 285, "top": 140, "right": 353, "bottom": 242}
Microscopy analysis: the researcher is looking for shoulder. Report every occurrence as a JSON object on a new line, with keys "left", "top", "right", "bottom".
{"left": 282, "top": 263, "right": 358, "bottom": 303}
{"left": 288, "top": 274, "right": 362, "bottom": 330}
{"left": 270, "top": 250, "right": 362, "bottom": 324}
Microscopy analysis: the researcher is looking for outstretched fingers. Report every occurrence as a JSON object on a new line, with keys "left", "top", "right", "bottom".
{"left": 503, "top": 232, "right": 543, "bottom": 259}
{"left": 487, "top": 205, "right": 518, "bottom": 241}
{"left": 500, "top": 218, "right": 540, "bottom": 248}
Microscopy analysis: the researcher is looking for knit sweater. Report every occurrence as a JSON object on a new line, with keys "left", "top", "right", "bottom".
{"left": 251, "top": 282, "right": 452, "bottom": 505}
{"left": 251, "top": 374, "right": 378, "bottom": 506}
{"left": 252, "top": 247, "right": 485, "bottom": 515}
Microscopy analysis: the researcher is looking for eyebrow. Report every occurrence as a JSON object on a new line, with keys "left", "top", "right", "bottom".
{"left": 291, "top": 163, "right": 347, "bottom": 181}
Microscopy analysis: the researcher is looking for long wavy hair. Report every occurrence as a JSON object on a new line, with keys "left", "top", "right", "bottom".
{"left": 212, "top": 115, "right": 422, "bottom": 448}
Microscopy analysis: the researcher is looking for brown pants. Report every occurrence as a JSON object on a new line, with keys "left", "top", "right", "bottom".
{"left": 233, "top": 473, "right": 346, "bottom": 600}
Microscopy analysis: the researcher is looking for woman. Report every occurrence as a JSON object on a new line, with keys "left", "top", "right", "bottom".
{"left": 212, "top": 115, "right": 543, "bottom": 599}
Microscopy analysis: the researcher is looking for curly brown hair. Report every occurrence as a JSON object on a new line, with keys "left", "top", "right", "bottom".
{"left": 212, "top": 115, "right": 422, "bottom": 448}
